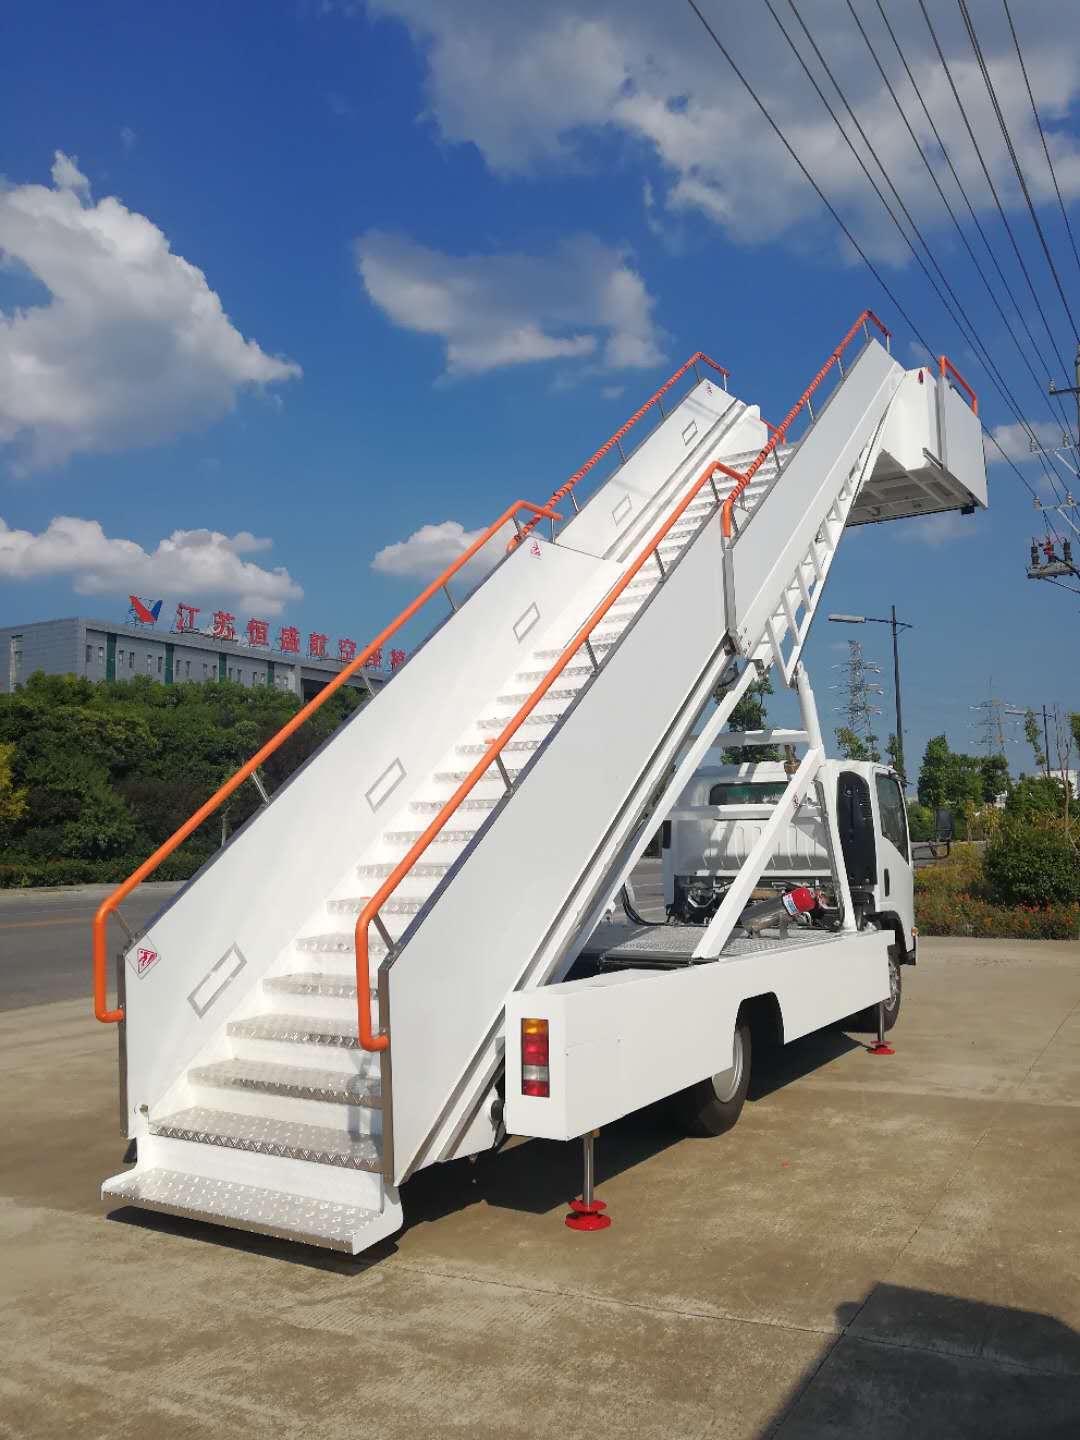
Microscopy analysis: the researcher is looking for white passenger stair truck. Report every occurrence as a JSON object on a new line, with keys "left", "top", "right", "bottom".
{"left": 94, "top": 311, "right": 986, "bottom": 1253}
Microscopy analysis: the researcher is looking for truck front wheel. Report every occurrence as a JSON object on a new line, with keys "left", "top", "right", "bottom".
{"left": 849, "top": 945, "right": 903, "bottom": 1033}
{"left": 672, "top": 1020, "right": 752, "bottom": 1137}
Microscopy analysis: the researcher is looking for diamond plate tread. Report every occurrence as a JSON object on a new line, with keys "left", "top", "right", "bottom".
{"left": 227, "top": 1011, "right": 374, "bottom": 1050}
{"left": 264, "top": 972, "right": 375, "bottom": 999}
{"left": 149, "top": 1106, "right": 382, "bottom": 1170}
{"left": 103, "top": 1167, "right": 380, "bottom": 1251}
{"left": 295, "top": 932, "right": 389, "bottom": 956}
{"left": 188, "top": 1058, "right": 381, "bottom": 1107}
{"left": 434, "top": 767, "right": 523, "bottom": 784}
{"left": 597, "top": 922, "right": 837, "bottom": 962}
{"left": 384, "top": 827, "right": 477, "bottom": 844}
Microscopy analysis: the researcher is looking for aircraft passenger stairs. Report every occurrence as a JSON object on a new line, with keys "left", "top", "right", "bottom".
{"left": 97, "top": 313, "right": 987, "bottom": 1252}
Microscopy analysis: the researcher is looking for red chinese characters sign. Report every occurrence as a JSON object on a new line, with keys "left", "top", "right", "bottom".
{"left": 169, "top": 602, "right": 404, "bottom": 672}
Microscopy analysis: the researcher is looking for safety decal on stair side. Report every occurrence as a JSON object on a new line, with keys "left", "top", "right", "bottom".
{"left": 528, "top": 540, "right": 541, "bottom": 558}
{"left": 132, "top": 945, "right": 160, "bottom": 980}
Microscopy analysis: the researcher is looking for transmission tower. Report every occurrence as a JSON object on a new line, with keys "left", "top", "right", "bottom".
{"left": 832, "top": 639, "right": 883, "bottom": 757}
{"left": 970, "top": 684, "right": 1025, "bottom": 757}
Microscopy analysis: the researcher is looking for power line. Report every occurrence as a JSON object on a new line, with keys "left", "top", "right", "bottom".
{"left": 956, "top": 0, "right": 1080, "bottom": 341}
{"left": 873, "top": 0, "right": 1077, "bottom": 460}
{"left": 917, "top": 0, "right": 1074, "bottom": 381}
{"left": 1002, "top": 0, "right": 1080, "bottom": 284}
{"left": 680, "top": 0, "right": 1052, "bottom": 517}
{"left": 681, "top": 0, "right": 936, "bottom": 361}
{"left": 846, "top": 0, "right": 1078, "bottom": 483}
{"left": 764, "top": 0, "right": 1070, "bottom": 510}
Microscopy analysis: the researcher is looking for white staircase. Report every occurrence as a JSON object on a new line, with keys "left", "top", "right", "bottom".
{"left": 102, "top": 322, "right": 987, "bottom": 1252}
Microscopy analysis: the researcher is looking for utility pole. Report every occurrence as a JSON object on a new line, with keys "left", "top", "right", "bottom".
{"left": 1047, "top": 342, "right": 1080, "bottom": 445}
{"left": 1027, "top": 347, "right": 1080, "bottom": 589}
{"left": 828, "top": 610, "right": 913, "bottom": 784}
{"left": 830, "top": 638, "right": 883, "bottom": 760}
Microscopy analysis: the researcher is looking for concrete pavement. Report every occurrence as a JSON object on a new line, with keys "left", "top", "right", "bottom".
{"left": 1, "top": 935, "right": 1078, "bottom": 1438}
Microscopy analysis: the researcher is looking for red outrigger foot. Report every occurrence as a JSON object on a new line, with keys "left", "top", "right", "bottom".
{"left": 565, "top": 1197, "right": 612, "bottom": 1231}
{"left": 867, "top": 1040, "right": 895, "bottom": 1056}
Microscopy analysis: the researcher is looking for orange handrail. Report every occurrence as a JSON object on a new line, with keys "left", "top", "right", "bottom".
{"left": 718, "top": 308, "right": 890, "bottom": 538}
{"left": 91, "top": 499, "right": 563, "bottom": 1026}
{"left": 939, "top": 355, "right": 978, "bottom": 415}
{"left": 512, "top": 351, "right": 730, "bottom": 550}
{"left": 354, "top": 309, "right": 892, "bottom": 1051}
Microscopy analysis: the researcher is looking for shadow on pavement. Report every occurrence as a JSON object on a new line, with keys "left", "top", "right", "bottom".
{"left": 760, "top": 1283, "right": 1080, "bottom": 1439}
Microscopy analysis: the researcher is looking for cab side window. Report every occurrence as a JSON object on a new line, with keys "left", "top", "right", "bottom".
{"left": 875, "top": 774, "right": 909, "bottom": 860}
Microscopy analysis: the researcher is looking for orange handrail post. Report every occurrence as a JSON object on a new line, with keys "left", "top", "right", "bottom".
{"left": 91, "top": 498, "right": 562, "bottom": 1028}
{"left": 938, "top": 355, "right": 978, "bottom": 415}
{"left": 355, "top": 309, "right": 892, "bottom": 1051}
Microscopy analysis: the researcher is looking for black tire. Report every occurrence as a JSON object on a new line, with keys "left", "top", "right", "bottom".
{"left": 849, "top": 945, "right": 903, "bottom": 1033}
{"left": 672, "top": 1020, "right": 752, "bottom": 1137}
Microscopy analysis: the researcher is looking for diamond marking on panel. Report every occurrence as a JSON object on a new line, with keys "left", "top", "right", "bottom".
{"left": 188, "top": 1058, "right": 381, "bottom": 1107}
{"left": 512, "top": 601, "right": 541, "bottom": 644}
{"left": 149, "top": 1106, "right": 382, "bottom": 1170}
{"left": 612, "top": 493, "right": 632, "bottom": 526}
{"left": 188, "top": 943, "right": 247, "bottom": 1019}
{"left": 365, "top": 757, "right": 406, "bottom": 813}
{"left": 102, "top": 1167, "right": 380, "bottom": 1251}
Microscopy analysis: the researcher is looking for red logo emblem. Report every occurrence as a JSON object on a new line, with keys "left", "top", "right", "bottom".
{"left": 529, "top": 540, "right": 541, "bottom": 558}
{"left": 135, "top": 946, "right": 160, "bottom": 978}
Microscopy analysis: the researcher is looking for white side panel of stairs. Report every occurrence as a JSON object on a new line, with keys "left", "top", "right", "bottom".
{"left": 555, "top": 379, "right": 756, "bottom": 560}
{"left": 382, "top": 518, "right": 733, "bottom": 1182}
{"left": 727, "top": 342, "right": 903, "bottom": 656}
{"left": 120, "top": 537, "right": 621, "bottom": 1133}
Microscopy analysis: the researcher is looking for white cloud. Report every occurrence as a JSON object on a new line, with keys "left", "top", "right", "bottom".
{"left": 987, "top": 420, "right": 1066, "bottom": 463}
{"left": 0, "top": 151, "right": 301, "bottom": 472}
{"left": 361, "top": 1, "right": 1080, "bottom": 261}
{"left": 120, "top": 126, "right": 137, "bottom": 152}
{"left": 356, "top": 231, "right": 664, "bottom": 377}
{"left": 0, "top": 515, "right": 303, "bottom": 614}
{"left": 371, "top": 517, "right": 516, "bottom": 582}
{"left": 601, "top": 385, "right": 624, "bottom": 400}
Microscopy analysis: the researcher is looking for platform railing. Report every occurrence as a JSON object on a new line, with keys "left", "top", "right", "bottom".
{"left": 939, "top": 355, "right": 978, "bottom": 415}
{"left": 354, "top": 308, "right": 892, "bottom": 1050}
{"left": 90, "top": 499, "right": 563, "bottom": 1026}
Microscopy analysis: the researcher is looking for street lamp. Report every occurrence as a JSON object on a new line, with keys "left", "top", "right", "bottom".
{"left": 827, "top": 607, "right": 913, "bottom": 784}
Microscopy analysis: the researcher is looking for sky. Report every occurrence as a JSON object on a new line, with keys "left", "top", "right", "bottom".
{"left": 1, "top": 0, "right": 1078, "bottom": 779}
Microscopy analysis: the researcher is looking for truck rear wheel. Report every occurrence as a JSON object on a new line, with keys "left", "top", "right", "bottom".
{"left": 672, "top": 1020, "right": 752, "bottom": 1137}
{"left": 849, "top": 945, "right": 902, "bottom": 1033}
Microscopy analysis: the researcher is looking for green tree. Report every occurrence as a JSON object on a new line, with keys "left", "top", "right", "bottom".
{"left": 979, "top": 754, "right": 1011, "bottom": 805}
{"left": 835, "top": 726, "right": 877, "bottom": 761}
{"left": 1023, "top": 708, "right": 1047, "bottom": 776}
{"left": 886, "top": 733, "right": 902, "bottom": 774}
{"left": 721, "top": 674, "right": 780, "bottom": 763}
{"left": 0, "top": 741, "right": 27, "bottom": 833}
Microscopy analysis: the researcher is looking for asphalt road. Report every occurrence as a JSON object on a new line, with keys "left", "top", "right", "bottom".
{"left": 0, "top": 883, "right": 183, "bottom": 1011}
{"left": 0, "top": 864, "right": 667, "bottom": 1014}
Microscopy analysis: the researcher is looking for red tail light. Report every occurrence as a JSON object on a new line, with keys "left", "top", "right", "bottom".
{"left": 521, "top": 1017, "right": 550, "bottom": 1097}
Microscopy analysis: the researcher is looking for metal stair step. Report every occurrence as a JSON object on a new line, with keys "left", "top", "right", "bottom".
{"left": 227, "top": 1012, "right": 373, "bottom": 1050}
{"left": 102, "top": 1167, "right": 382, "bottom": 1252}
{"left": 434, "top": 767, "right": 523, "bottom": 784}
{"left": 265, "top": 973, "right": 376, "bottom": 1000}
{"left": 296, "top": 932, "right": 387, "bottom": 956}
{"left": 515, "top": 664, "right": 592, "bottom": 683}
{"left": 496, "top": 687, "right": 580, "bottom": 706}
{"left": 475, "top": 711, "right": 561, "bottom": 731}
{"left": 188, "top": 1058, "right": 381, "bottom": 1107}
{"left": 384, "top": 826, "right": 477, "bottom": 845}
{"left": 357, "top": 860, "right": 452, "bottom": 879}
{"left": 330, "top": 894, "right": 425, "bottom": 915}
{"left": 457, "top": 739, "right": 541, "bottom": 755}
{"left": 149, "top": 1106, "right": 382, "bottom": 1171}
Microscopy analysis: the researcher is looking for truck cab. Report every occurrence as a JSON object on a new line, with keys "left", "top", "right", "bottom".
{"left": 663, "top": 758, "right": 916, "bottom": 963}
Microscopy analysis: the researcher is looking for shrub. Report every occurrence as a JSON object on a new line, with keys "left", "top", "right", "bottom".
{"left": 915, "top": 888, "right": 1079, "bottom": 940}
{"left": 0, "top": 850, "right": 207, "bottom": 888}
{"left": 984, "top": 821, "right": 1080, "bottom": 908}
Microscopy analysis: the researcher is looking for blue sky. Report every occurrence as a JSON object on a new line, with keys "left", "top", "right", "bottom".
{"left": 1, "top": 0, "right": 1078, "bottom": 778}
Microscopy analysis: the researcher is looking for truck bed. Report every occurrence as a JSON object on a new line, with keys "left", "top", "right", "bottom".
{"left": 581, "top": 920, "right": 835, "bottom": 967}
